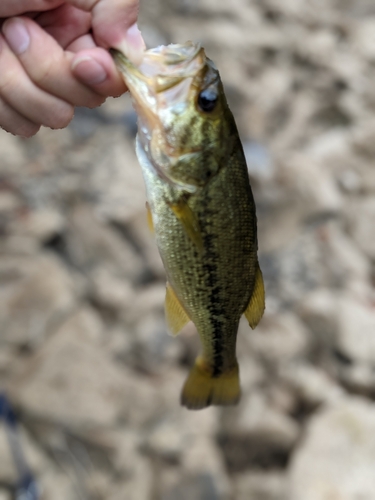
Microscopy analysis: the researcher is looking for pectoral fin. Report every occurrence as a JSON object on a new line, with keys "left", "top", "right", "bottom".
{"left": 168, "top": 200, "right": 203, "bottom": 250}
{"left": 165, "top": 282, "right": 190, "bottom": 336}
{"left": 244, "top": 263, "right": 265, "bottom": 329}
{"left": 146, "top": 202, "right": 154, "bottom": 233}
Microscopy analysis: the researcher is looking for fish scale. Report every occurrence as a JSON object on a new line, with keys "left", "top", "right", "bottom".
{"left": 112, "top": 42, "right": 265, "bottom": 410}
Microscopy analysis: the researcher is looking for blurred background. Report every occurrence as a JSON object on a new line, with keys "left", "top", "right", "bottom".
{"left": 1, "top": 0, "right": 375, "bottom": 499}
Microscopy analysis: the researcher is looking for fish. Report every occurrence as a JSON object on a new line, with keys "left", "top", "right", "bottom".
{"left": 111, "top": 42, "right": 265, "bottom": 410}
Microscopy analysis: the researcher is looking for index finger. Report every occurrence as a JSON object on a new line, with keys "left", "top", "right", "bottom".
{"left": 73, "top": 0, "right": 145, "bottom": 62}
{"left": 1, "top": 0, "right": 145, "bottom": 62}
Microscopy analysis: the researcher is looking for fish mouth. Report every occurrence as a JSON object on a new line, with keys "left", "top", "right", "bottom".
{"left": 111, "top": 42, "right": 205, "bottom": 121}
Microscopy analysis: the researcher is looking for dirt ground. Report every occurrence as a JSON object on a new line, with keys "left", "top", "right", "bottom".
{"left": 1, "top": 1, "right": 375, "bottom": 499}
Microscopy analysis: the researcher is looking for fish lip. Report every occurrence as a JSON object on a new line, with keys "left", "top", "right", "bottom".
{"left": 111, "top": 41, "right": 203, "bottom": 82}
{"left": 110, "top": 48, "right": 146, "bottom": 84}
{"left": 111, "top": 42, "right": 205, "bottom": 109}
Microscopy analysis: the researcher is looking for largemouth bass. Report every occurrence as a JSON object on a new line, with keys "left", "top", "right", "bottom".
{"left": 112, "top": 42, "right": 265, "bottom": 410}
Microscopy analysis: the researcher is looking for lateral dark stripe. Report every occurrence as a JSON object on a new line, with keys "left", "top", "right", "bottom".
{"left": 201, "top": 193, "right": 224, "bottom": 377}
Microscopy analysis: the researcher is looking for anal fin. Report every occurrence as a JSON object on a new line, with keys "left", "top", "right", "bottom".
{"left": 165, "top": 282, "right": 190, "bottom": 336}
{"left": 244, "top": 263, "right": 265, "bottom": 329}
{"left": 146, "top": 201, "right": 154, "bottom": 233}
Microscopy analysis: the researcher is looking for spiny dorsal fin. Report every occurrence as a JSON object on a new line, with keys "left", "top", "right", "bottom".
{"left": 168, "top": 199, "right": 203, "bottom": 250}
{"left": 244, "top": 263, "right": 265, "bottom": 329}
{"left": 146, "top": 201, "right": 154, "bottom": 233}
{"left": 165, "top": 282, "right": 190, "bottom": 336}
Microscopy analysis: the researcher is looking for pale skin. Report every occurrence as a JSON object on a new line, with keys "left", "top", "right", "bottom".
{"left": 0, "top": 0, "right": 145, "bottom": 137}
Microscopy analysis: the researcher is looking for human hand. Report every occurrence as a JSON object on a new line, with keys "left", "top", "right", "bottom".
{"left": 0, "top": 0, "right": 145, "bottom": 137}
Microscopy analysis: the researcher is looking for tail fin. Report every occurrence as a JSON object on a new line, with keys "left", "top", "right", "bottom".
{"left": 181, "top": 357, "right": 240, "bottom": 410}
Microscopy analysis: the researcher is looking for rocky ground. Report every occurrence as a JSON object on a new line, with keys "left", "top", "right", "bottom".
{"left": 1, "top": 0, "right": 375, "bottom": 499}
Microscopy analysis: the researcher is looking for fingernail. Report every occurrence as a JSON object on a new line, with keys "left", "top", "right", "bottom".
{"left": 3, "top": 18, "right": 30, "bottom": 55}
{"left": 72, "top": 56, "right": 107, "bottom": 85}
{"left": 118, "top": 24, "right": 145, "bottom": 65}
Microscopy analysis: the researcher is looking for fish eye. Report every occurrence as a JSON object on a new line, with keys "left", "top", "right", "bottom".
{"left": 197, "top": 88, "right": 218, "bottom": 113}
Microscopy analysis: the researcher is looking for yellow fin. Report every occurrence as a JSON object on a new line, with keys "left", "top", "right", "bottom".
{"left": 181, "top": 357, "right": 240, "bottom": 410}
{"left": 146, "top": 202, "right": 154, "bottom": 233}
{"left": 165, "top": 282, "right": 190, "bottom": 336}
{"left": 244, "top": 263, "right": 265, "bottom": 329}
{"left": 168, "top": 199, "right": 203, "bottom": 250}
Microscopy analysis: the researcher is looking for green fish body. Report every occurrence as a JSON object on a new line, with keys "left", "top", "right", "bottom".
{"left": 113, "top": 42, "right": 265, "bottom": 409}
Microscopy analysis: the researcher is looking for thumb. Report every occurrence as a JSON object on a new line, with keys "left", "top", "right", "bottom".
{"left": 70, "top": 0, "right": 145, "bottom": 62}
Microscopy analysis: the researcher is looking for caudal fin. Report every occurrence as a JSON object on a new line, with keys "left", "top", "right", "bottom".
{"left": 181, "top": 357, "right": 240, "bottom": 410}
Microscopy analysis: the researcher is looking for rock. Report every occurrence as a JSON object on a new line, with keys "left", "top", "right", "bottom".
{"left": 107, "top": 462, "right": 153, "bottom": 500}
{"left": 38, "top": 469, "right": 78, "bottom": 500}
{"left": 270, "top": 93, "right": 316, "bottom": 153}
{"left": 321, "top": 223, "right": 371, "bottom": 290}
{"left": 335, "top": 295, "right": 375, "bottom": 365}
{"left": 11, "top": 208, "right": 65, "bottom": 244}
{"left": 141, "top": 407, "right": 230, "bottom": 497}
{"left": 125, "top": 283, "right": 166, "bottom": 324}
{"left": 298, "top": 288, "right": 338, "bottom": 345}
{"left": 84, "top": 430, "right": 153, "bottom": 500}
{"left": 288, "top": 397, "right": 375, "bottom": 500}
{"left": 0, "top": 254, "right": 78, "bottom": 349}
{"left": 119, "top": 283, "right": 175, "bottom": 372}
{"left": 0, "top": 422, "right": 47, "bottom": 485}
{"left": 144, "top": 419, "right": 185, "bottom": 463}
{"left": 163, "top": 473, "right": 223, "bottom": 500}
{"left": 346, "top": 197, "right": 375, "bottom": 260}
{"left": 351, "top": 119, "right": 375, "bottom": 158}
{"left": 300, "top": 289, "right": 375, "bottom": 366}
{"left": 259, "top": 227, "right": 341, "bottom": 308}
{"left": 234, "top": 471, "right": 287, "bottom": 500}
{"left": 340, "top": 362, "right": 375, "bottom": 395}
{"left": 125, "top": 210, "right": 166, "bottom": 278}
{"left": 89, "top": 265, "right": 135, "bottom": 313}
{"left": 220, "top": 392, "right": 299, "bottom": 471}
{"left": 143, "top": 401, "right": 223, "bottom": 466}
{"left": 182, "top": 436, "right": 230, "bottom": 498}
{"left": 0, "top": 191, "right": 21, "bottom": 214}
{"left": 9, "top": 308, "right": 127, "bottom": 428}
{"left": 337, "top": 168, "right": 362, "bottom": 194}
{"left": 243, "top": 141, "right": 275, "bottom": 181}
{"left": 277, "top": 154, "right": 343, "bottom": 219}
{"left": 0, "top": 134, "right": 26, "bottom": 174}
{"left": 242, "top": 312, "right": 310, "bottom": 365}
{"left": 351, "top": 19, "right": 375, "bottom": 61}
{"left": 65, "top": 204, "right": 144, "bottom": 282}
{"left": 0, "top": 346, "right": 18, "bottom": 382}
{"left": 235, "top": 330, "right": 266, "bottom": 393}
{"left": 279, "top": 363, "right": 344, "bottom": 407}
{"left": 85, "top": 128, "right": 146, "bottom": 224}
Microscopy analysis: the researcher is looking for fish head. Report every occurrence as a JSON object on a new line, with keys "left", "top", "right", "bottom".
{"left": 112, "top": 42, "right": 235, "bottom": 188}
